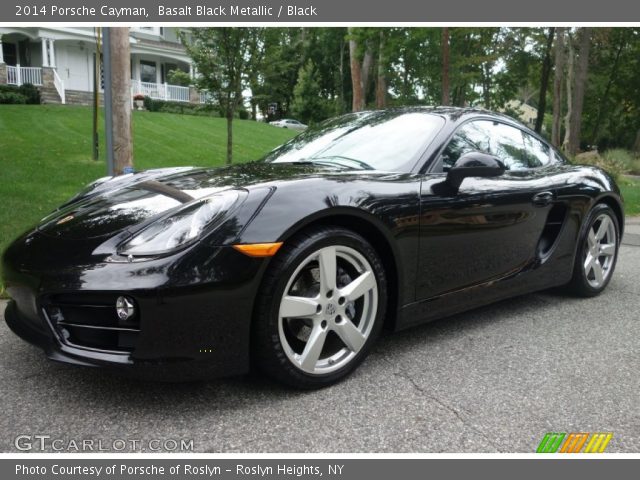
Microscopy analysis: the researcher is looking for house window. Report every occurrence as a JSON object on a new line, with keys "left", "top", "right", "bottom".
{"left": 140, "top": 60, "right": 157, "bottom": 83}
{"left": 3, "top": 42, "right": 17, "bottom": 66}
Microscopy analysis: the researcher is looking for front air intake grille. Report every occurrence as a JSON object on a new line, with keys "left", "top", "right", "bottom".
{"left": 43, "top": 293, "right": 140, "bottom": 353}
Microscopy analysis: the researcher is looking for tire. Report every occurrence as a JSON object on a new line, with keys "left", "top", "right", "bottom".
{"left": 252, "top": 226, "right": 387, "bottom": 389}
{"left": 566, "top": 203, "right": 620, "bottom": 297}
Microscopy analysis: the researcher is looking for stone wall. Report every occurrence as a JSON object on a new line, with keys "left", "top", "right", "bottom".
{"left": 65, "top": 89, "right": 104, "bottom": 106}
{"left": 0, "top": 63, "right": 7, "bottom": 85}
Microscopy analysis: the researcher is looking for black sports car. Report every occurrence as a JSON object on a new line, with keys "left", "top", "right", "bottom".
{"left": 2, "top": 107, "right": 623, "bottom": 388}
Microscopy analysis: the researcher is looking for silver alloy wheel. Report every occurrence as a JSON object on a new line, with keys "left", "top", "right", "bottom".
{"left": 583, "top": 213, "right": 617, "bottom": 289}
{"left": 278, "top": 245, "right": 378, "bottom": 375}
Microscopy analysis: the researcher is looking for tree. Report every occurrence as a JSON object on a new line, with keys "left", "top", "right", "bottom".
{"left": 291, "top": 59, "right": 327, "bottom": 124}
{"left": 441, "top": 27, "right": 450, "bottom": 105}
{"left": 184, "top": 28, "right": 252, "bottom": 164}
{"left": 375, "top": 30, "right": 387, "bottom": 109}
{"left": 109, "top": 27, "right": 133, "bottom": 175}
{"left": 348, "top": 27, "right": 365, "bottom": 111}
{"left": 564, "top": 28, "right": 592, "bottom": 155}
{"left": 552, "top": 27, "right": 566, "bottom": 147}
{"left": 534, "top": 27, "right": 555, "bottom": 133}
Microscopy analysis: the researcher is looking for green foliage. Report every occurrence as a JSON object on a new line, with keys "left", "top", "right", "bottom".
{"left": 166, "top": 69, "right": 192, "bottom": 87}
{"left": 0, "top": 91, "right": 27, "bottom": 104}
{"left": 572, "top": 150, "right": 629, "bottom": 182}
{"left": 604, "top": 149, "right": 640, "bottom": 175}
{"left": 0, "top": 84, "right": 40, "bottom": 104}
{"left": 18, "top": 83, "right": 41, "bottom": 104}
{"left": 142, "top": 97, "right": 218, "bottom": 116}
{"left": 291, "top": 60, "right": 331, "bottom": 124}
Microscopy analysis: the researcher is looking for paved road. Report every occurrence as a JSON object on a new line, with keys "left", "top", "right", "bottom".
{"left": 1, "top": 233, "right": 639, "bottom": 453}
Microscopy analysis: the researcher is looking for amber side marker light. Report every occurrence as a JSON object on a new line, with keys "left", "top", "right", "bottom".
{"left": 232, "top": 242, "right": 283, "bottom": 257}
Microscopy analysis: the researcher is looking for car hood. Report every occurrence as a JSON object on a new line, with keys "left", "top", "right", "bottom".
{"left": 35, "top": 161, "right": 358, "bottom": 240}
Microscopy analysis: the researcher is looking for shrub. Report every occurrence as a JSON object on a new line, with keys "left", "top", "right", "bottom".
{"left": 603, "top": 149, "right": 640, "bottom": 175}
{"left": 573, "top": 150, "right": 629, "bottom": 182}
{"left": 167, "top": 69, "right": 192, "bottom": 87}
{"left": 18, "top": 83, "right": 41, "bottom": 104}
{"left": 0, "top": 91, "right": 27, "bottom": 104}
{"left": 141, "top": 97, "right": 219, "bottom": 116}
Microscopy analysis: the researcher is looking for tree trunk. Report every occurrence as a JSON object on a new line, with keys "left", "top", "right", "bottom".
{"left": 633, "top": 129, "right": 640, "bottom": 154}
{"left": 361, "top": 46, "right": 374, "bottom": 103}
{"left": 226, "top": 107, "right": 233, "bottom": 165}
{"left": 348, "top": 29, "right": 364, "bottom": 112}
{"left": 441, "top": 27, "right": 450, "bottom": 106}
{"left": 534, "top": 27, "right": 555, "bottom": 134}
{"left": 375, "top": 31, "right": 387, "bottom": 109}
{"left": 552, "top": 27, "right": 566, "bottom": 148}
{"left": 565, "top": 28, "right": 591, "bottom": 156}
{"left": 110, "top": 27, "right": 133, "bottom": 175}
{"left": 562, "top": 32, "right": 575, "bottom": 153}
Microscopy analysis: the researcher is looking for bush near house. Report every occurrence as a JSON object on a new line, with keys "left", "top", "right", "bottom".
{"left": 142, "top": 97, "right": 251, "bottom": 119}
{"left": 0, "top": 84, "right": 40, "bottom": 105}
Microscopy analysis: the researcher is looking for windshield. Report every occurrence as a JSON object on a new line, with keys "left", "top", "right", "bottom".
{"left": 263, "top": 111, "right": 445, "bottom": 172}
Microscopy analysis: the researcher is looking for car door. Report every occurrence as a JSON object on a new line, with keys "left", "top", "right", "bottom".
{"left": 416, "top": 119, "right": 556, "bottom": 300}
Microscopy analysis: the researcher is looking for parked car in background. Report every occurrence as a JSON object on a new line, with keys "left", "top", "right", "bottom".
{"left": 269, "top": 119, "right": 308, "bottom": 131}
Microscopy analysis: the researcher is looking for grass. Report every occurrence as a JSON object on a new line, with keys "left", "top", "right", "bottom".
{"left": 0, "top": 104, "right": 295, "bottom": 254}
{"left": 620, "top": 177, "right": 640, "bottom": 216}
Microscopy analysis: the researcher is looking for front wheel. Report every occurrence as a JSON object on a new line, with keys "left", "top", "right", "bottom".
{"left": 253, "top": 227, "right": 387, "bottom": 389}
{"left": 567, "top": 203, "right": 620, "bottom": 297}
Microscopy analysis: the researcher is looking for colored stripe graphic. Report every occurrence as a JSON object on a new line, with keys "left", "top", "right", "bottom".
{"left": 560, "top": 433, "right": 589, "bottom": 453}
{"left": 584, "top": 433, "right": 613, "bottom": 453}
{"left": 537, "top": 433, "right": 566, "bottom": 453}
{"left": 537, "top": 433, "right": 613, "bottom": 453}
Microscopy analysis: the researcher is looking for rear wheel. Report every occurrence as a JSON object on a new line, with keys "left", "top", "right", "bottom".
{"left": 253, "top": 227, "right": 387, "bottom": 389}
{"left": 567, "top": 204, "right": 619, "bottom": 297}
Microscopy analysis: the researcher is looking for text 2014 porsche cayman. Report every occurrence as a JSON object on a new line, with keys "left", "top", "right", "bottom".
{"left": 2, "top": 108, "right": 623, "bottom": 388}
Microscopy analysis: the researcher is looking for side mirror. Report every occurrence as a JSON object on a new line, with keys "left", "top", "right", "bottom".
{"left": 446, "top": 152, "right": 506, "bottom": 191}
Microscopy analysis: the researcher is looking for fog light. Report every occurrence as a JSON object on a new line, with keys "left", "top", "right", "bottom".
{"left": 116, "top": 296, "right": 136, "bottom": 321}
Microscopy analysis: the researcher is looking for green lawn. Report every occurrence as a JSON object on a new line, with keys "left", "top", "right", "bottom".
{"left": 0, "top": 104, "right": 295, "bottom": 258}
{"left": 620, "top": 177, "right": 640, "bottom": 216}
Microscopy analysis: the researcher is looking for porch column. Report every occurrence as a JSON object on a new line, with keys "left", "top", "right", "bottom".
{"left": 48, "top": 39, "right": 56, "bottom": 68}
{"left": 0, "top": 37, "right": 4, "bottom": 64}
{"left": 189, "top": 63, "right": 194, "bottom": 80}
{"left": 41, "top": 38, "right": 49, "bottom": 67}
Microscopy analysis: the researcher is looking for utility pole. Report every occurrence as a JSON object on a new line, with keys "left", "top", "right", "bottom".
{"left": 103, "top": 27, "right": 133, "bottom": 176}
{"left": 92, "top": 27, "right": 101, "bottom": 161}
{"left": 103, "top": 28, "right": 114, "bottom": 175}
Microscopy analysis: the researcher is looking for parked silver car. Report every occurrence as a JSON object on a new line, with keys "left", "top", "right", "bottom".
{"left": 269, "top": 119, "right": 308, "bottom": 131}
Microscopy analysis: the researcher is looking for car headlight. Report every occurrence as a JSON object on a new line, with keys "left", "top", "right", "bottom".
{"left": 119, "top": 190, "right": 243, "bottom": 256}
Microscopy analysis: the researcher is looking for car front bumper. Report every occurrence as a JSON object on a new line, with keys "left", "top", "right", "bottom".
{"left": 2, "top": 235, "right": 266, "bottom": 381}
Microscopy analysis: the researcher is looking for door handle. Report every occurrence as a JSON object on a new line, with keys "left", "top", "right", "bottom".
{"left": 532, "top": 191, "right": 554, "bottom": 207}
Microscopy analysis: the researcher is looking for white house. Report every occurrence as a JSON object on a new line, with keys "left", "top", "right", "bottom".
{"left": 0, "top": 27, "right": 202, "bottom": 104}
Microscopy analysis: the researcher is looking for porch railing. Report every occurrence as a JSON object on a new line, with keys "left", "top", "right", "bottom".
{"left": 7, "top": 65, "right": 43, "bottom": 86}
{"left": 52, "top": 68, "right": 66, "bottom": 104}
{"left": 131, "top": 79, "right": 190, "bottom": 103}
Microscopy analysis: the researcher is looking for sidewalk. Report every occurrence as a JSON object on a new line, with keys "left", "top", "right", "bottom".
{"left": 624, "top": 216, "right": 640, "bottom": 246}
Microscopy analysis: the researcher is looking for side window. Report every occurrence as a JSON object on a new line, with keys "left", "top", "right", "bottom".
{"left": 440, "top": 120, "right": 549, "bottom": 172}
{"left": 488, "top": 123, "right": 529, "bottom": 171}
{"left": 441, "top": 121, "right": 492, "bottom": 171}
{"left": 523, "top": 132, "right": 551, "bottom": 167}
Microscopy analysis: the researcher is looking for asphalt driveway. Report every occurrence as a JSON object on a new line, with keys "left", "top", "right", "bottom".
{"left": 1, "top": 223, "right": 639, "bottom": 453}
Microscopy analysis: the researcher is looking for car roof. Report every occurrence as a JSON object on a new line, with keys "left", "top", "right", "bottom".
{"left": 358, "top": 106, "right": 518, "bottom": 124}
